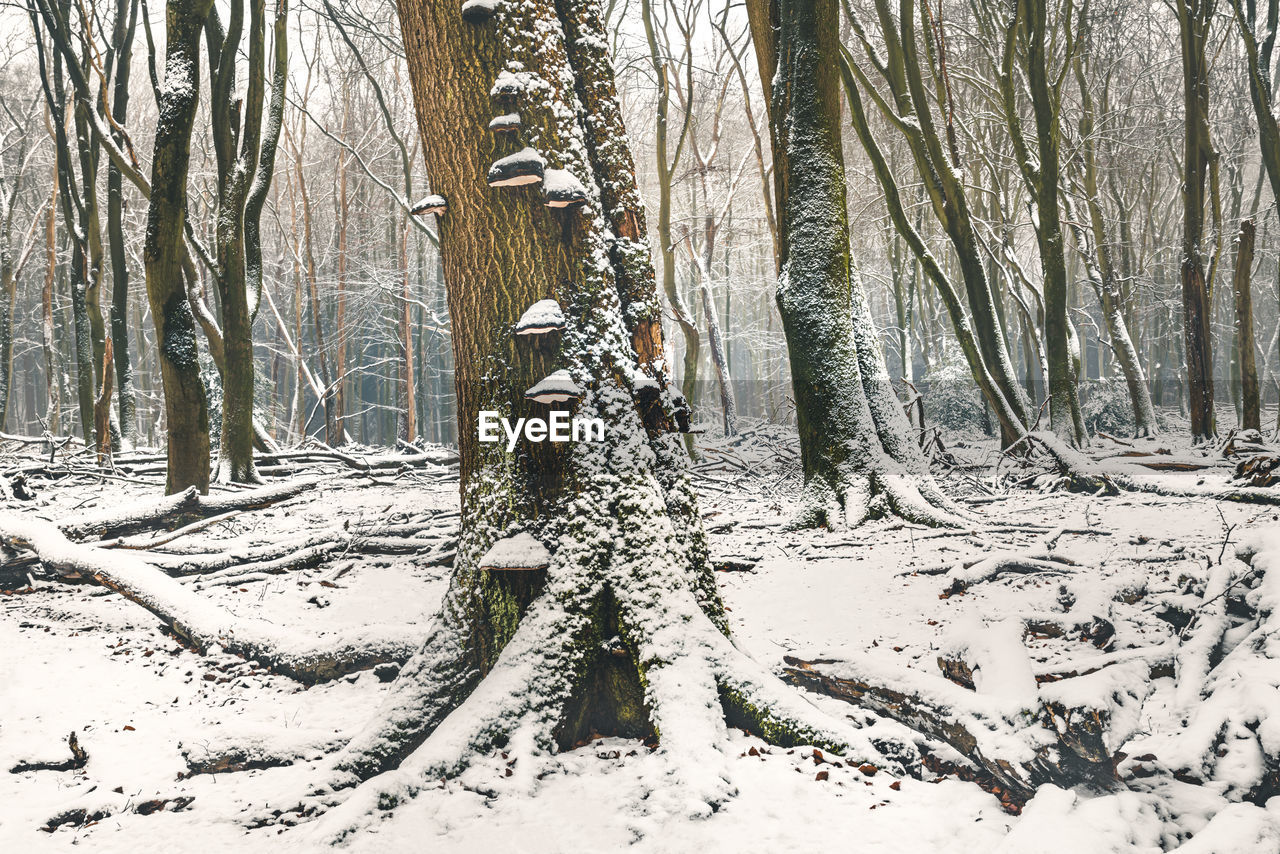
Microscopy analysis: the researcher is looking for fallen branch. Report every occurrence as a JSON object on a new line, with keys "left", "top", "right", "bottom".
{"left": 9, "top": 731, "right": 88, "bottom": 773}
{"left": 939, "top": 551, "right": 1079, "bottom": 597}
{"left": 61, "top": 479, "right": 321, "bottom": 541}
{"left": 0, "top": 513, "right": 420, "bottom": 683}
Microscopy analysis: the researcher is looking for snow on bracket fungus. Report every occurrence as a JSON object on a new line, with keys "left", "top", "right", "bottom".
{"left": 541, "top": 168, "right": 587, "bottom": 208}
{"left": 488, "top": 147, "right": 545, "bottom": 188}
{"left": 409, "top": 194, "right": 447, "bottom": 216}
{"left": 514, "top": 298, "right": 566, "bottom": 337}
{"left": 460, "top": 0, "right": 499, "bottom": 23}
{"left": 477, "top": 532, "right": 551, "bottom": 572}
{"left": 490, "top": 71, "right": 528, "bottom": 101}
{"left": 488, "top": 112, "right": 522, "bottom": 134}
{"left": 525, "top": 369, "right": 581, "bottom": 405}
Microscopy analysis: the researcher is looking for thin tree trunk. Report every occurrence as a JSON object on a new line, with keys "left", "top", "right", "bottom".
{"left": 1233, "top": 218, "right": 1260, "bottom": 431}
{"left": 1178, "top": 0, "right": 1218, "bottom": 442}
{"left": 107, "top": 0, "right": 139, "bottom": 448}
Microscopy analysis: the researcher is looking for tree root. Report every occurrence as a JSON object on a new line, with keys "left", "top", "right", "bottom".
{"left": 1147, "top": 532, "right": 1280, "bottom": 802}
{"left": 782, "top": 652, "right": 1150, "bottom": 800}
{"left": 304, "top": 580, "right": 916, "bottom": 841}
{"left": 0, "top": 513, "right": 420, "bottom": 683}
{"left": 791, "top": 463, "right": 968, "bottom": 532}
{"left": 1027, "top": 432, "right": 1280, "bottom": 506}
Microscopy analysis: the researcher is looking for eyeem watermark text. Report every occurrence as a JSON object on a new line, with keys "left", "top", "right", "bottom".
{"left": 478, "top": 410, "right": 606, "bottom": 451}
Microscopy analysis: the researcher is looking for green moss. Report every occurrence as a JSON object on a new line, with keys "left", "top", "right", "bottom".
{"left": 718, "top": 684, "right": 848, "bottom": 753}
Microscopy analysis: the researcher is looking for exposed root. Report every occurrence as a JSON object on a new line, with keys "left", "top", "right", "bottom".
{"left": 783, "top": 652, "right": 1150, "bottom": 800}
{"left": 790, "top": 463, "right": 967, "bottom": 532}
{"left": 1027, "top": 431, "right": 1280, "bottom": 506}
{"left": 180, "top": 729, "right": 346, "bottom": 777}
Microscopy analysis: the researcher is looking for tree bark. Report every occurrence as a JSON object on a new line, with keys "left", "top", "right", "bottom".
{"left": 108, "top": 0, "right": 139, "bottom": 448}
{"left": 316, "top": 0, "right": 909, "bottom": 821}
{"left": 1233, "top": 218, "right": 1260, "bottom": 431}
{"left": 1178, "top": 0, "right": 1218, "bottom": 442}
{"left": 742, "top": 0, "right": 959, "bottom": 529}
{"left": 143, "top": 0, "right": 214, "bottom": 493}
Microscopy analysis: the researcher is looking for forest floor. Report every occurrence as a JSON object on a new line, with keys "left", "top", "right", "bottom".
{"left": 2, "top": 421, "right": 1280, "bottom": 852}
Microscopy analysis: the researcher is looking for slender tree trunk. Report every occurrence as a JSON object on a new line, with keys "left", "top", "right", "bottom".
{"left": 42, "top": 187, "right": 59, "bottom": 437}
{"left": 641, "top": 0, "right": 699, "bottom": 451}
{"left": 1178, "top": 0, "right": 1218, "bottom": 442}
{"left": 107, "top": 0, "right": 139, "bottom": 447}
{"left": 399, "top": 216, "right": 416, "bottom": 442}
{"left": 1233, "top": 218, "right": 1260, "bottom": 431}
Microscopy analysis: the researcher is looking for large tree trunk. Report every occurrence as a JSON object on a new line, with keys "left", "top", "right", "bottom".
{"left": 743, "top": 0, "right": 960, "bottom": 529}
{"left": 143, "top": 0, "right": 213, "bottom": 493}
{"left": 312, "top": 0, "right": 909, "bottom": 831}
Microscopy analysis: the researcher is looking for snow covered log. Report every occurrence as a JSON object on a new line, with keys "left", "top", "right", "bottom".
{"left": 783, "top": 653, "right": 1149, "bottom": 799}
{"left": 1149, "top": 531, "right": 1280, "bottom": 801}
{"left": 0, "top": 513, "right": 419, "bottom": 683}
{"left": 61, "top": 479, "right": 319, "bottom": 542}
{"left": 1029, "top": 432, "right": 1280, "bottom": 506}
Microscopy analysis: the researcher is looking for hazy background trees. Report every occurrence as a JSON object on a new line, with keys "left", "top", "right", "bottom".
{"left": 3, "top": 0, "right": 1279, "bottom": 466}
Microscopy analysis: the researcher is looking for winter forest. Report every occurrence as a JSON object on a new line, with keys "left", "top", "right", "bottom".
{"left": 7, "top": 0, "right": 1280, "bottom": 850}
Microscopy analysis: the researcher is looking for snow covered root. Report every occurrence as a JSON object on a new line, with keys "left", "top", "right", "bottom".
{"left": 308, "top": 587, "right": 912, "bottom": 844}
{"left": 790, "top": 463, "right": 968, "bottom": 532}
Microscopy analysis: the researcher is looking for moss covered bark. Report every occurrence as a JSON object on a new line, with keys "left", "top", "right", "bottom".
{"left": 313, "top": 0, "right": 912, "bottom": 828}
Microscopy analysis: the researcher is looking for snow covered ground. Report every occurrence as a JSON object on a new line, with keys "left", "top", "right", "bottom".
{"left": 3, "top": 431, "right": 1280, "bottom": 852}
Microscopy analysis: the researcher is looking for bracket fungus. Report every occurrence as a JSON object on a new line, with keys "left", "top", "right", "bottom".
{"left": 490, "top": 71, "right": 528, "bottom": 101}
{"left": 460, "top": 0, "right": 498, "bottom": 22}
{"left": 488, "top": 112, "right": 522, "bottom": 133}
{"left": 515, "top": 299, "right": 566, "bottom": 337}
{"left": 478, "top": 532, "right": 551, "bottom": 572}
{"left": 525, "top": 369, "right": 582, "bottom": 405}
{"left": 541, "top": 168, "right": 587, "bottom": 208}
{"left": 409, "top": 194, "right": 447, "bottom": 216}
{"left": 488, "top": 147, "right": 545, "bottom": 188}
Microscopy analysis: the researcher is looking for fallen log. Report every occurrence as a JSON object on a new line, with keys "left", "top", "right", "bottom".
{"left": 0, "top": 513, "right": 419, "bottom": 683}
{"left": 61, "top": 479, "right": 320, "bottom": 542}
{"left": 783, "top": 652, "right": 1148, "bottom": 799}
{"left": 1029, "top": 432, "right": 1280, "bottom": 506}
